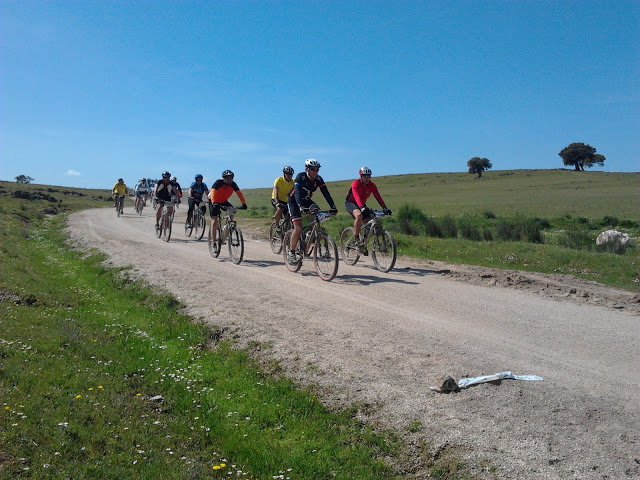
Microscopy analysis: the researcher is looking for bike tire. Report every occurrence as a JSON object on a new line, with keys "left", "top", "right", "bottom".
{"left": 313, "top": 234, "right": 339, "bottom": 281}
{"left": 372, "top": 229, "right": 397, "bottom": 273}
{"left": 270, "top": 222, "right": 283, "bottom": 254}
{"left": 194, "top": 214, "right": 206, "bottom": 240}
{"left": 340, "top": 227, "right": 360, "bottom": 266}
{"left": 228, "top": 226, "right": 244, "bottom": 265}
{"left": 208, "top": 226, "right": 222, "bottom": 258}
{"left": 162, "top": 215, "right": 172, "bottom": 242}
{"left": 283, "top": 230, "right": 302, "bottom": 272}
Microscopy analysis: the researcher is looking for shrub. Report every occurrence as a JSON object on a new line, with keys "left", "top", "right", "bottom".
{"left": 439, "top": 215, "right": 458, "bottom": 238}
{"left": 396, "top": 204, "right": 428, "bottom": 236}
{"left": 483, "top": 211, "right": 497, "bottom": 219}
{"left": 495, "top": 216, "right": 544, "bottom": 244}
{"left": 423, "top": 217, "right": 443, "bottom": 238}
{"left": 602, "top": 215, "right": 619, "bottom": 227}
{"left": 560, "top": 226, "right": 595, "bottom": 251}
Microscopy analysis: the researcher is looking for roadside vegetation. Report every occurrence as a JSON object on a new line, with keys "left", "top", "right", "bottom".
{"left": 1, "top": 181, "right": 476, "bottom": 479}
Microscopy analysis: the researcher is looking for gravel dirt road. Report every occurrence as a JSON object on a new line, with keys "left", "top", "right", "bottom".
{"left": 66, "top": 206, "right": 639, "bottom": 479}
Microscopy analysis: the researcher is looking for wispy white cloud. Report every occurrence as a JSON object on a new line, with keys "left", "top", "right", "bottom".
{"left": 65, "top": 169, "right": 81, "bottom": 176}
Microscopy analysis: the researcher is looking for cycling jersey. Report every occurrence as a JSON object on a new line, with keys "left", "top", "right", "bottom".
{"left": 155, "top": 180, "right": 178, "bottom": 201}
{"left": 134, "top": 181, "right": 148, "bottom": 196}
{"left": 189, "top": 181, "right": 209, "bottom": 200}
{"left": 292, "top": 172, "right": 335, "bottom": 208}
{"left": 209, "top": 179, "right": 247, "bottom": 205}
{"left": 346, "top": 179, "right": 386, "bottom": 209}
{"left": 112, "top": 182, "right": 127, "bottom": 195}
{"left": 272, "top": 176, "right": 294, "bottom": 203}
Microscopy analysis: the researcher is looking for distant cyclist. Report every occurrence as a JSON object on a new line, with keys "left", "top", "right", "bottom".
{"left": 186, "top": 174, "right": 209, "bottom": 227}
{"left": 154, "top": 171, "right": 179, "bottom": 230}
{"left": 287, "top": 159, "right": 338, "bottom": 263}
{"left": 345, "top": 167, "right": 392, "bottom": 242}
{"left": 170, "top": 176, "right": 183, "bottom": 205}
{"left": 134, "top": 178, "right": 148, "bottom": 209}
{"left": 112, "top": 178, "right": 127, "bottom": 214}
{"left": 271, "top": 166, "right": 294, "bottom": 232}
{"left": 208, "top": 170, "right": 247, "bottom": 245}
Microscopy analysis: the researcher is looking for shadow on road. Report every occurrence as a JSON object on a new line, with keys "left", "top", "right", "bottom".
{"left": 335, "top": 274, "right": 419, "bottom": 286}
{"left": 393, "top": 267, "right": 451, "bottom": 276}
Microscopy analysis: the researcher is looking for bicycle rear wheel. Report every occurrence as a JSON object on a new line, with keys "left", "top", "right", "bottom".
{"left": 282, "top": 230, "right": 302, "bottom": 272}
{"left": 270, "top": 222, "right": 283, "bottom": 254}
{"left": 314, "top": 234, "right": 339, "bottom": 281}
{"left": 208, "top": 226, "right": 222, "bottom": 258}
{"left": 340, "top": 227, "right": 360, "bottom": 266}
{"left": 162, "top": 215, "right": 172, "bottom": 242}
{"left": 194, "top": 214, "right": 206, "bottom": 240}
{"left": 228, "top": 226, "right": 244, "bottom": 264}
{"left": 372, "top": 230, "right": 396, "bottom": 272}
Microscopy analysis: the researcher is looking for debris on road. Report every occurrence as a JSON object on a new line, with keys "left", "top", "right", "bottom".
{"left": 431, "top": 371, "right": 542, "bottom": 392}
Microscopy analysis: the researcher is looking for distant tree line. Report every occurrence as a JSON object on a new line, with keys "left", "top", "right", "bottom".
{"left": 15, "top": 175, "right": 34, "bottom": 184}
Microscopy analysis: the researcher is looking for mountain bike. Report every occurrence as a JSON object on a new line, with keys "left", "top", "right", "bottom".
{"left": 283, "top": 207, "right": 338, "bottom": 281}
{"left": 185, "top": 200, "right": 207, "bottom": 240}
{"left": 269, "top": 210, "right": 292, "bottom": 254}
{"left": 340, "top": 210, "right": 397, "bottom": 273}
{"left": 208, "top": 205, "right": 244, "bottom": 264}
{"left": 155, "top": 197, "right": 176, "bottom": 242}
{"left": 134, "top": 194, "right": 146, "bottom": 215}
{"left": 114, "top": 194, "right": 125, "bottom": 217}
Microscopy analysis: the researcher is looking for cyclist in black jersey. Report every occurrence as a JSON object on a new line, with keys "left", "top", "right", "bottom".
{"left": 186, "top": 174, "right": 209, "bottom": 227}
{"left": 154, "top": 171, "right": 179, "bottom": 230}
{"left": 287, "top": 158, "right": 338, "bottom": 262}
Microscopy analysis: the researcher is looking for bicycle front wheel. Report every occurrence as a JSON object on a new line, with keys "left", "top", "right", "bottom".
{"left": 314, "top": 234, "right": 339, "bottom": 281}
{"left": 162, "top": 215, "right": 172, "bottom": 242}
{"left": 372, "top": 230, "right": 396, "bottom": 273}
{"left": 194, "top": 214, "right": 206, "bottom": 240}
{"left": 270, "top": 222, "right": 283, "bottom": 254}
{"left": 340, "top": 227, "right": 360, "bottom": 266}
{"left": 282, "top": 230, "right": 302, "bottom": 272}
{"left": 184, "top": 219, "right": 193, "bottom": 237}
{"left": 228, "top": 226, "right": 244, "bottom": 264}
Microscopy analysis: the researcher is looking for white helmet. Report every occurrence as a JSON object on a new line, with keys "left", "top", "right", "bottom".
{"left": 305, "top": 158, "right": 321, "bottom": 168}
{"left": 359, "top": 167, "right": 372, "bottom": 176}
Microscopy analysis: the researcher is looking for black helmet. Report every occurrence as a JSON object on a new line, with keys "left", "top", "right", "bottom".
{"left": 222, "top": 170, "right": 234, "bottom": 178}
{"left": 283, "top": 166, "right": 294, "bottom": 175}
{"left": 195, "top": 173, "right": 203, "bottom": 180}
{"left": 118, "top": 178, "right": 123, "bottom": 182}
{"left": 162, "top": 171, "right": 171, "bottom": 178}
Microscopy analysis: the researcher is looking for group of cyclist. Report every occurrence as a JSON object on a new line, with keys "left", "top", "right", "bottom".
{"left": 114, "top": 158, "right": 391, "bottom": 261}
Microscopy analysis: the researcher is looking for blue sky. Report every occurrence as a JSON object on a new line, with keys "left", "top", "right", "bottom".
{"left": 1, "top": 1, "right": 638, "bottom": 189}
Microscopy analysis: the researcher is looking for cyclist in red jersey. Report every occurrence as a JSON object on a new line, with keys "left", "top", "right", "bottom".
{"left": 345, "top": 167, "right": 392, "bottom": 242}
{"left": 208, "top": 170, "right": 247, "bottom": 245}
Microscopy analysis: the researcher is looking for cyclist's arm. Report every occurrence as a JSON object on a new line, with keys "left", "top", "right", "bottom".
{"left": 319, "top": 184, "right": 336, "bottom": 210}
{"left": 235, "top": 189, "right": 247, "bottom": 205}
{"left": 370, "top": 184, "right": 387, "bottom": 209}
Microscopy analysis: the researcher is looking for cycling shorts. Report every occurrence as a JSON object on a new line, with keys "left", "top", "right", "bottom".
{"left": 209, "top": 201, "right": 232, "bottom": 217}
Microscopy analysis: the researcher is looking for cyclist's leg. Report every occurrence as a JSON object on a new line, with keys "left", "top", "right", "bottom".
{"left": 288, "top": 197, "right": 303, "bottom": 252}
{"left": 155, "top": 200, "right": 163, "bottom": 227}
{"left": 346, "top": 201, "right": 363, "bottom": 236}
{"left": 187, "top": 197, "right": 196, "bottom": 224}
{"left": 271, "top": 199, "right": 282, "bottom": 224}
{"left": 209, "top": 202, "right": 222, "bottom": 240}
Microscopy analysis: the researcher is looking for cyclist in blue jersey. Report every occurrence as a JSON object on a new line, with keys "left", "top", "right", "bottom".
{"left": 186, "top": 174, "right": 209, "bottom": 227}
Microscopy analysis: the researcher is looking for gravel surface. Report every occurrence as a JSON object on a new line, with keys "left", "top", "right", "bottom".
{"left": 66, "top": 207, "right": 640, "bottom": 479}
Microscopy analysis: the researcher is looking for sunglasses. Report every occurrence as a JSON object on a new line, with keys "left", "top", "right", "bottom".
{"left": 361, "top": 174, "right": 371, "bottom": 178}
{"left": 308, "top": 167, "right": 319, "bottom": 172}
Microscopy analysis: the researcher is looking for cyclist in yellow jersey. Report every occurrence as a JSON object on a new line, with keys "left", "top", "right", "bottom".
{"left": 271, "top": 166, "right": 294, "bottom": 231}
{"left": 112, "top": 178, "right": 127, "bottom": 213}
